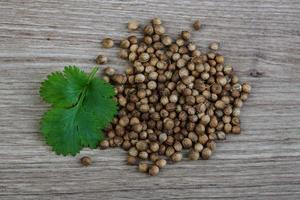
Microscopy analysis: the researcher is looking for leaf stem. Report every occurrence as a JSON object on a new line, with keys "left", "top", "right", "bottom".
{"left": 70, "top": 67, "right": 98, "bottom": 108}
{"left": 78, "top": 67, "right": 98, "bottom": 105}
{"left": 88, "top": 67, "right": 99, "bottom": 83}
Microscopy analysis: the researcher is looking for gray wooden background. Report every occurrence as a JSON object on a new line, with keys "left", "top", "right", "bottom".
{"left": 0, "top": 0, "right": 300, "bottom": 199}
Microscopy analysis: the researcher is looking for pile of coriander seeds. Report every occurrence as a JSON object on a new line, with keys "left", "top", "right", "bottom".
{"left": 97, "top": 18, "right": 251, "bottom": 176}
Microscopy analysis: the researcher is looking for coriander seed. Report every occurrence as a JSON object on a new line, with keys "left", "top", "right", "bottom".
{"left": 165, "top": 146, "right": 175, "bottom": 157}
{"left": 102, "top": 75, "right": 110, "bottom": 83}
{"left": 232, "top": 126, "right": 241, "bottom": 134}
{"left": 139, "top": 52, "right": 150, "bottom": 62}
{"left": 139, "top": 151, "right": 149, "bottom": 159}
{"left": 127, "top": 156, "right": 137, "bottom": 165}
{"left": 128, "top": 147, "right": 138, "bottom": 157}
{"left": 150, "top": 142, "right": 159, "bottom": 152}
{"left": 209, "top": 42, "right": 219, "bottom": 51}
{"left": 152, "top": 17, "right": 162, "bottom": 25}
{"left": 159, "top": 133, "right": 168, "bottom": 143}
{"left": 201, "top": 148, "right": 212, "bottom": 160}
{"left": 161, "top": 35, "right": 172, "bottom": 46}
{"left": 169, "top": 94, "right": 178, "bottom": 103}
{"left": 149, "top": 165, "right": 160, "bottom": 176}
{"left": 80, "top": 156, "right": 92, "bottom": 166}
{"left": 193, "top": 19, "right": 201, "bottom": 31}
{"left": 206, "top": 140, "right": 216, "bottom": 151}
{"left": 96, "top": 55, "right": 108, "bottom": 65}
{"left": 138, "top": 162, "right": 149, "bottom": 173}
{"left": 128, "top": 35, "right": 138, "bottom": 44}
{"left": 200, "top": 115, "right": 210, "bottom": 125}
{"left": 171, "top": 152, "right": 182, "bottom": 162}
{"left": 199, "top": 134, "right": 208, "bottom": 145}
{"left": 122, "top": 140, "right": 131, "bottom": 150}
{"left": 150, "top": 153, "right": 160, "bottom": 162}
{"left": 154, "top": 25, "right": 165, "bottom": 35}
{"left": 120, "top": 39, "right": 130, "bottom": 49}
{"left": 100, "top": 140, "right": 110, "bottom": 149}
{"left": 182, "top": 138, "right": 193, "bottom": 149}
{"left": 102, "top": 38, "right": 114, "bottom": 48}
{"left": 156, "top": 159, "right": 167, "bottom": 168}
{"left": 189, "top": 150, "right": 200, "bottom": 160}
{"left": 128, "top": 20, "right": 139, "bottom": 31}
{"left": 194, "top": 143, "right": 204, "bottom": 152}
{"left": 176, "top": 38, "right": 185, "bottom": 46}
{"left": 135, "top": 74, "right": 145, "bottom": 83}
{"left": 216, "top": 131, "right": 226, "bottom": 140}
{"left": 173, "top": 141, "right": 183, "bottom": 151}
{"left": 103, "top": 67, "right": 115, "bottom": 77}
{"left": 144, "top": 25, "right": 154, "bottom": 35}
{"left": 181, "top": 31, "right": 191, "bottom": 40}
{"left": 242, "top": 82, "right": 251, "bottom": 93}
{"left": 101, "top": 17, "right": 251, "bottom": 176}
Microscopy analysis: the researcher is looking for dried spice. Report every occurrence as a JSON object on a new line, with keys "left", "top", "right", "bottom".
{"left": 128, "top": 20, "right": 139, "bottom": 31}
{"left": 95, "top": 55, "right": 108, "bottom": 64}
{"left": 97, "top": 18, "right": 251, "bottom": 175}
{"left": 80, "top": 156, "right": 92, "bottom": 166}
{"left": 193, "top": 19, "right": 201, "bottom": 31}
{"left": 102, "top": 38, "right": 114, "bottom": 48}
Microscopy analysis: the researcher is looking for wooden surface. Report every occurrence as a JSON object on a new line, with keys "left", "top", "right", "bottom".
{"left": 0, "top": 0, "right": 300, "bottom": 199}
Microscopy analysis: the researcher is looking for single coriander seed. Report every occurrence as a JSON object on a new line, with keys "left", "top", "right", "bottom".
{"left": 193, "top": 19, "right": 201, "bottom": 31}
{"left": 201, "top": 148, "right": 212, "bottom": 160}
{"left": 120, "top": 39, "right": 130, "bottom": 49}
{"left": 144, "top": 25, "right": 154, "bottom": 35}
{"left": 102, "top": 75, "right": 110, "bottom": 83}
{"left": 156, "top": 159, "right": 167, "bottom": 168}
{"left": 102, "top": 38, "right": 114, "bottom": 48}
{"left": 95, "top": 55, "right": 108, "bottom": 65}
{"left": 161, "top": 35, "right": 172, "bottom": 46}
{"left": 209, "top": 42, "right": 219, "bottom": 51}
{"left": 154, "top": 25, "right": 165, "bottom": 35}
{"left": 149, "top": 165, "right": 160, "bottom": 176}
{"left": 139, "top": 52, "right": 150, "bottom": 62}
{"left": 80, "top": 156, "right": 92, "bottom": 166}
{"left": 232, "top": 126, "right": 241, "bottom": 134}
{"left": 135, "top": 74, "right": 146, "bottom": 83}
{"left": 128, "top": 35, "right": 138, "bottom": 44}
{"left": 242, "top": 82, "right": 251, "bottom": 93}
{"left": 138, "top": 162, "right": 149, "bottom": 173}
{"left": 181, "top": 31, "right": 191, "bottom": 40}
{"left": 152, "top": 17, "right": 162, "bottom": 25}
{"left": 171, "top": 152, "right": 183, "bottom": 162}
{"left": 215, "top": 55, "right": 224, "bottom": 64}
{"left": 127, "top": 156, "right": 137, "bottom": 165}
{"left": 139, "top": 151, "right": 149, "bottom": 160}
{"left": 182, "top": 138, "right": 193, "bottom": 149}
{"left": 128, "top": 20, "right": 139, "bottom": 31}
{"left": 194, "top": 143, "right": 204, "bottom": 152}
{"left": 216, "top": 131, "right": 226, "bottom": 140}
{"left": 100, "top": 140, "right": 110, "bottom": 149}
{"left": 159, "top": 133, "right": 168, "bottom": 143}
{"left": 103, "top": 67, "right": 115, "bottom": 76}
{"left": 128, "top": 147, "right": 138, "bottom": 157}
{"left": 188, "top": 150, "right": 200, "bottom": 160}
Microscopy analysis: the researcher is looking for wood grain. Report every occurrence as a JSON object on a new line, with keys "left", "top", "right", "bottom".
{"left": 0, "top": 0, "right": 300, "bottom": 199}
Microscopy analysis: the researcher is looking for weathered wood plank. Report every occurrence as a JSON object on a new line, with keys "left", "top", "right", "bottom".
{"left": 0, "top": 0, "right": 300, "bottom": 199}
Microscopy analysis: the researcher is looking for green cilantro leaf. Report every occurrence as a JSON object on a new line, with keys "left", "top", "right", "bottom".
{"left": 40, "top": 66, "right": 117, "bottom": 156}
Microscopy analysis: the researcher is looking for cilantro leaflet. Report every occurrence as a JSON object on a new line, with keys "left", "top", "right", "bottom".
{"left": 40, "top": 66, "right": 117, "bottom": 156}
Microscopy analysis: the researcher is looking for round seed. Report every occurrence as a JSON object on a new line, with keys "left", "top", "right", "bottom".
{"left": 80, "top": 156, "right": 92, "bottom": 166}
{"left": 128, "top": 20, "right": 139, "bottom": 31}
{"left": 102, "top": 38, "right": 114, "bottom": 48}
